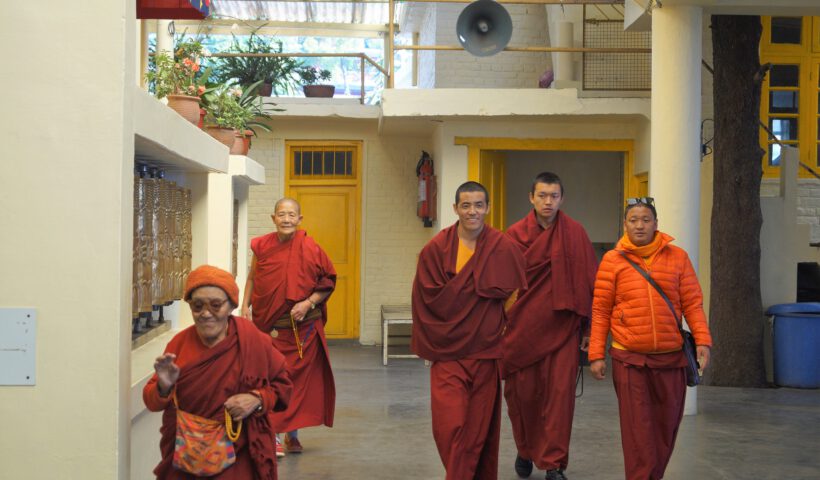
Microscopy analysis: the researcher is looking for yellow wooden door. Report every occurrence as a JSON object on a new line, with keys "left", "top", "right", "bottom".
{"left": 285, "top": 140, "right": 361, "bottom": 339}
{"left": 479, "top": 150, "right": 507, "bottom": 230}
{"left": 289, "top": 186, "right": 359, "bottom": 338}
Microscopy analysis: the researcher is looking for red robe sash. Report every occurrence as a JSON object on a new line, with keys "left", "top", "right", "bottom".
{"left": 250, "top": 230, "right": 336, "bottom": 332}
{"left": 146, "top": 317, "right": 291, "bottom": 480}
{"left": 412, "top": 223, "right": 527, "bottom": 361}
{"left": 503, "top": 210, "right": 598, "bottom": 375}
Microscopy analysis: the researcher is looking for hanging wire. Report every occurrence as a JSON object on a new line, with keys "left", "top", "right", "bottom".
{"left": 701, "top": 118, "right": 714, "bottom": 158}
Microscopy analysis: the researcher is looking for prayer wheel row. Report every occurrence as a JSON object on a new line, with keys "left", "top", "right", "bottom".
{"left": 132, "top": 165, "right": 192, "bottom": 321}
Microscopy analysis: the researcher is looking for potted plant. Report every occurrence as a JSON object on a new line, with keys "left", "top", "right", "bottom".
{"left": 202, "top": 82, "right": 274, "bottom": 152}
{"left": 214, "top": 30, "right": 302, "bottom": 97}
{"left": 145, "top": 38, "right": 209, "bottom": 124}
{"left": 297, "top": 66, "right": 334, "bottom": 98}
{"left": 231, "top": 80, "right": 277, "bottom": 155}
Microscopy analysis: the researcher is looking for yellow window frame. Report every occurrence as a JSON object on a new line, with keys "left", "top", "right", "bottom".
{"left": 760, "top": 16, "right": 820, "bottom": 178}
{"left": 286, "top": 140, "right": 361, "bottom": 182}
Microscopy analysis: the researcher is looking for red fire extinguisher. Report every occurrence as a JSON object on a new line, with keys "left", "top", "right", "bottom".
{"left": 416, "top": 151, "right": 436, "bottom": 228}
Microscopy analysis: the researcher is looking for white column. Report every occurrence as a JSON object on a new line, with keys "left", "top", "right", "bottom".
{"left": 156, "top": 19, "right": 174, "bottom": 55}
{"left": 555, "top": 22, "right": 574, "bottom": 83}
{"left": 650, "top": 5, "right": 702, "bottom": 415}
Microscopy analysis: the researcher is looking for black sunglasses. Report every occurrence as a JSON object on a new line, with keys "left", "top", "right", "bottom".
{"left": 626, "top": 197, "right": 655, "bottom": 207}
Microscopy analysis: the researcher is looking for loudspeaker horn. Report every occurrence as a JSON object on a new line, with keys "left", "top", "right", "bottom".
{"left": 456, "top": 0, "right": 513, "bottom": 57}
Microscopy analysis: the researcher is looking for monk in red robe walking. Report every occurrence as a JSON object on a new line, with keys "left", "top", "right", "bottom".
{"left": 144, "top": 265, "right": 292, "bottom": 479}
{"left": 412, "top": 181, "right": 527, "bottom": 480}
{"left": 241, "top": 197, "right": 337, "bottom": 455}
{"left": 502, "top": 172, "right": 599, "bottom": 480}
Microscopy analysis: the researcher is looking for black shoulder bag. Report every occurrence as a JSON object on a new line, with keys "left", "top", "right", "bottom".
{"left": 619, "top": 252, "right": 702, "bottom": 386}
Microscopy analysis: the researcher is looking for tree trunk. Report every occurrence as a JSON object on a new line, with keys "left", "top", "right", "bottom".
{"left": 708, "top": 15, "right": 767, "bottom": 387}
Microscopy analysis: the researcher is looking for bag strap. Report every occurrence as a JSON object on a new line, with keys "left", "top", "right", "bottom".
{"left": 618, "top": 251, "right": 686, "bottom": 336}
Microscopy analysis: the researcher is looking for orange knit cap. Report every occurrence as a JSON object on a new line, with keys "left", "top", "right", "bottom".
{"left": 184, "top": 265, "right": 239, "bottom": 306}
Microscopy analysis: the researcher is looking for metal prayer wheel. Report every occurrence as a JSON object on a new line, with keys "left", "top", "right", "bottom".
{"left": 182, "top": 188, "right": 192, "bottom": 286}
{"left": 131, "top": 166, "right": 193, "bottom": 335}
{"left": 232, "top": 198, "right": 239, "bottom": 278}
{"left": 150, "top": 169, "right": 163, "bottom": 307}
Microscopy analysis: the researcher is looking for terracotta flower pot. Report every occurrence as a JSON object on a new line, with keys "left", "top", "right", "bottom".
{"left": 303, "top": 85, "right": 335, "bottom": 98}
{"left": 204, "top": 126, "right": 236, "bottom": 148}
{"left": 230, "top": 131, "right": 249, "bottom": 155}
{"left": 197, "top": 108, "right": 206, "bottom": 129}
{"left": 166, "top": 94, "right": 201, "bottom": 125}
{"left": 258, "top": 82, "right": 273, "bottom": 97}
{"left": 243, "top": 130, "right": 253, "bottom": 153}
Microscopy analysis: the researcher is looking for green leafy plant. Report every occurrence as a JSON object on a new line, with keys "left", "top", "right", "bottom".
{"left": 145, "top": 38, "right": 209, "bottom": 98}
{"left": 203, "top": 81, "right": 276, "bottom": 133}
{"left": 296, "top": 66, "right": 333, "bottom": 86}
{"left": 214, "top": 30, "right": 303, "bottom": 95}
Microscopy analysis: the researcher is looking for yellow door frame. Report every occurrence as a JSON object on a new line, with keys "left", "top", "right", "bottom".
{"left": 284, "top": 139, "right": 362, "bottom": 339}
{"left": 455, "top": 137, "right": 639, "bottom": 202}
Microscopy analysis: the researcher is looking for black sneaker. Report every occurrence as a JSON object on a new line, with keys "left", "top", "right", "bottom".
{"left": 545, "top": 469, "right": 568, "bottom": 480}
{"left": 515, "top": 455, "right": 533, "bottom": 478}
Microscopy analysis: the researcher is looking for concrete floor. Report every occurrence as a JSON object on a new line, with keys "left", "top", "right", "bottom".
{"left": 276, "top": 344, "right": 820, "bottom": 480}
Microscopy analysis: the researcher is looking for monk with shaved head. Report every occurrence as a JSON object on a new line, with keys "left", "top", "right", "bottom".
{"left": 242, "top": 197, "right": 337, "bottom": 456}
{"left": 412, "top": 181, "right": 527, "bottom": 479}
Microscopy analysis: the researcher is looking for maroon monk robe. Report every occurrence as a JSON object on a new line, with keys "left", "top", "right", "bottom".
{"left": 250, "top": 230, "right": 337, "bottom": 432}
{"left": 503, "top": 210, "right": 598, "bottom": 472}
{"left": 611, "top": 348, "right": 688, "bottom": 480}
{"left": 144, "top": 316, "right": 292, "bottom": 480}
{"left": 412, "top": 223, "right": 527, "bottom": 480}
{"left": 412, "top": 224, "right": 527, "bottom": 362}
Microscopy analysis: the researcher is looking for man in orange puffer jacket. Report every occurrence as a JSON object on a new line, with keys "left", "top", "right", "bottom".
{"left": 589, "top": 197, "right": 712, "bottom": 480}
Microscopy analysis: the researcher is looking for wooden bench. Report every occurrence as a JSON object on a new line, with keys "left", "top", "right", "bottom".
{"left": 381, "top": 304, "right": 419, "bottom": 366}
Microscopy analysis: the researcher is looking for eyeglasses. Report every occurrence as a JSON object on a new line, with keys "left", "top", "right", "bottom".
{"left": 188, "top": 298, "right": 229, "bottom": 314}
{"left": 626, "top": 197, "right": 655, "bottom": 207}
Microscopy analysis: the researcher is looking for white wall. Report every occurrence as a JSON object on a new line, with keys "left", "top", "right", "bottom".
{"left": 504, "top": 150, "right": 623, "bottom": 244}
{"left": 417, "top": 4, "right": 437, "bottom": 88}
{"left": 0, "top": 0, "right": 135, "bottom": 478}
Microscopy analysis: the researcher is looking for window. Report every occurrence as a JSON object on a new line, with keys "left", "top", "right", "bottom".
{"left": 289, "top": 142, "right": 358, "bottom": 179}
{"left": 760, "top": 17, "right": 820, "bottom": 178}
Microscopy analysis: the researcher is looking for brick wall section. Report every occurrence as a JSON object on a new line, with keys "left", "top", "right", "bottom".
{"left": 244, "top": 123, "right": 433, "bottom": 344}
{"left": 432, "top": 3, "right": 550, "bottom": 88}
{"left": 797, "top": 179, "right": 820, "bottom": 243}
{"left": 761, "top": 178, "right": 820, "bottom": 244}
{"left": 361, "top": 137, "right": 434, "bottom": 343}
{"left": 246, "top": 136, "right": 283, "bottom": 242}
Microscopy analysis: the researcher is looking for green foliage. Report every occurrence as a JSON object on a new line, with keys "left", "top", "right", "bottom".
{"left": 296, "top": 66, "right": 333, "bottom": 86}
{"left": 203, "top": 81, "right": 277, "bottom": 132}
{"left": 145, "top": 38, "right": 209, "bottom": 99}
{"left": 213, "top": 31, "right": 303, "bottom": 95}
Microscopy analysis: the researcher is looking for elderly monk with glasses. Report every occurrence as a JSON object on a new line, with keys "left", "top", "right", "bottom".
{"left": 144, "top": 265, "right": 292, "bottom": 479}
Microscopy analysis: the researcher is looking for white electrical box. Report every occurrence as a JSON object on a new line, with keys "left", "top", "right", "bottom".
{"left": 0, "top": 308, "right": 36, "bottom": 385}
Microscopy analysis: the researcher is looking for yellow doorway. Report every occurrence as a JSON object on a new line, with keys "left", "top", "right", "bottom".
{"left": 459, "top": 137, "right": 638, "bottom": 231}
{"left": 285, "top": 140, "right": 361, "bottom": 339}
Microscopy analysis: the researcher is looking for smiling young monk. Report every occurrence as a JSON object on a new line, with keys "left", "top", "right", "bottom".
{"left": 412, "top": 181, "right": 527, "bottom": 480}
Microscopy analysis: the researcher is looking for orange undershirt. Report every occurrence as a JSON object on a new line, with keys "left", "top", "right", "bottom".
{"left": 455, "top": 239, "right": 475, "bottom": 274}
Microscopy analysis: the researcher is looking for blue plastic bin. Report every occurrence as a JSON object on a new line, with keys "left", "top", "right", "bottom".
{"left": 765, "top": 303, "right": 820, "bottom": 388}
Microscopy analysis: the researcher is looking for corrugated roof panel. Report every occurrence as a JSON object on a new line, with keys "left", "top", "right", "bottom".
{"left": 211, "top": 1, "right": 403, "bottom": 25}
